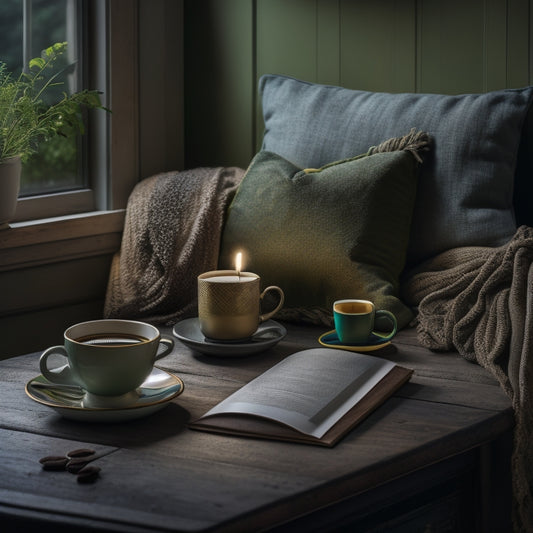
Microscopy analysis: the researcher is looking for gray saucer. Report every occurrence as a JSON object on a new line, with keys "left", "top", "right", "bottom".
{"left": 172, "top": 318, "right": 286, "bottom": 357}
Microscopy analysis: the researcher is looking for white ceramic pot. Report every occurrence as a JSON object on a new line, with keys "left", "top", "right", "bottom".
{"left": 0, "top": 156, "right": 21, "bottom": 229}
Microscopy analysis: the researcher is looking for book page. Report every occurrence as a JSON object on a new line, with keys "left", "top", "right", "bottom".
{"left": 201, "top": 348, "right": 395, "bottom": 438}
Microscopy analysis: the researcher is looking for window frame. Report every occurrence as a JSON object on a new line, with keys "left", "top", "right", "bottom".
{"left": 0, "top": 0, "right": 184, "bottom": 272}
{"left": 11, "top": 0, "right": 139, "bottom": 222}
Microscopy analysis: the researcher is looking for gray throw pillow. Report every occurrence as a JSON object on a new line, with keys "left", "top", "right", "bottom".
{"left": 260, "top": 74, "right": 533, "bottom": 265}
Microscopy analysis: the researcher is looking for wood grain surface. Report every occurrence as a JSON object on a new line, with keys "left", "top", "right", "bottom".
{"left": 0, "top": 323, "right": 513, "bottom": 532}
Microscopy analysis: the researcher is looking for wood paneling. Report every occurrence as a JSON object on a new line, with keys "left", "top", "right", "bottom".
{"left": 0, "top": 300, "right": 106, "bottom": 358}
{"left": 0, "top": 255, "right": 113, "bottom": 358}
{"left": 139, "top": 0, "right": 184, "bottom": 178}
{"left": 339, "top": 0, "right": 416, "bottom": 92}
{"left": 256, "top": 0, "right": 318, "bottom": 81}
{"left": 184, "top": 0, "right": 533, "bottom": 169}
{"left": 507, "top": 0, "right": 531, "bottom": 88}
{"left": 0, "top": 211, "right": 124, "bottom": 358}
{"left": 184, "top": 0, "right": 255, "bottom": 168}
{"left": 416, "top": 0, "right": 530, "bottom": 93}
{"left": 317, "top": 0, "right": 341, "bottom": 85}
{"left": 0, "top": 257, "right": 112, "bottom": 317}
{"left": 108, "top": 0, "right": 140, "bottom": 209}
{"left": 417, "top": 0, "right": 485, "bottom": 94}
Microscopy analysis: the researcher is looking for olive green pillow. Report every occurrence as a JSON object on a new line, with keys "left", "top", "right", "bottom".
{"left": 219, "top": 145, "right": 426, "bottom": 329}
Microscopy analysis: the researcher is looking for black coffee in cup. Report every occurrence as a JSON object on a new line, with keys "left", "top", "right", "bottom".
{"left": 74, "top": 333, "right": 148, "bottom": 346}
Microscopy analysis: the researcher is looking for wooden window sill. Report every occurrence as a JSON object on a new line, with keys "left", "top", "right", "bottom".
{"left": 0, "top": 210, "right": 125, "bottom": 272}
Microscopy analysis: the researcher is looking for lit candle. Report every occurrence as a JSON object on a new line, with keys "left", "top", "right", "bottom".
{"left": 235, "top": 252, "right": 242, "bottom": 278}
{"left": 198, "top": 253, "right": 256, "bottom": 283}
{"left": 205, "top": 275, "right": 255, "bottom": 282}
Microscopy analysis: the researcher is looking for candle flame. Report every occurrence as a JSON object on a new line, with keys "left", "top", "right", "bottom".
{"left": 235, "top": 252, "right": 242, "bottom": 276}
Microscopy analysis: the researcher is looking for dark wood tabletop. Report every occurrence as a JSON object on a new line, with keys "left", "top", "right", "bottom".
{"left": 0, "top": 323, "right": 514, "bottom": 532}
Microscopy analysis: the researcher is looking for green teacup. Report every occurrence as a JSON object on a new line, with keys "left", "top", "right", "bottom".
{"left": 39, "top": 319, "right": 174, "bottom": 399}
{"left": 333, "top": 299, "right": 397, "bottom": 345}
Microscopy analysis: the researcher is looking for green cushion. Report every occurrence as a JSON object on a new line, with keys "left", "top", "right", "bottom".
{"left": 219, "top": 148, "right": 423, "bottom": 329}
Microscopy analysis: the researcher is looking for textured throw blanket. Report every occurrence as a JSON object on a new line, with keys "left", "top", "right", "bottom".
{"left": 104, "top": 166, "right": 245, "bottom": 324}
{"left": 403, "top": 225, "right": 533, "bottom": 532}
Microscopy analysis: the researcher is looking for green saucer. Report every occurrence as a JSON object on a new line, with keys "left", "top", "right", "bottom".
{"left": 318, "top": 330, "right": 392, "bottom": 352}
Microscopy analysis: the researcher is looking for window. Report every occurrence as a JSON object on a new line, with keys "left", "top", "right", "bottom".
{"left": 0, "top": 0, "right": 183, "bottom": 295}
{"left": 0, "top": 0, "right": 182, "bottom": 225}
{"left": 0, "top": 0, "right": 108, "bottom": 221}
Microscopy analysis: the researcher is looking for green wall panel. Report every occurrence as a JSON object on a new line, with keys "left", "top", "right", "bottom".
{"left": 256, "top": 0, "right": 318, "bottom": 82}
{"left": 339, "top": 0, "right": 416, "bottom": 92}
{"left": 483, "top": 0, "right": 509, "bottom": 91}
{"left": 417, "top": 0, "right": 530, "bottom": 94}
{"left": 417, "top": 0, "right": 485, "bottom": 94}
{"left": 317, "top": 0, "right": 341, "bottom": 85}
{"left": 506, "top": 0, "right": 531, "bottom": 88}
{"left": 184, "top": 0, "right": 533, "bottom": 169}
{"left": 184, "top": 0, "right": 254, "bottom": 168}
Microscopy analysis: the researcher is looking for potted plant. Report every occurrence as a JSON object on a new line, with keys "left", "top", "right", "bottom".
{"left": 0, "top": 42, "right": 106, "bottom": 228}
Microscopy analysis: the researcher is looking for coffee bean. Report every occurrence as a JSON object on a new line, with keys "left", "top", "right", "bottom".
{"left": 67, "top": 457, "right": 90, "bottom": 473}
{"left": 39, "top": 455, "right": 66, "bottom": 464}
{"left": 39, "top": 450, "right": 102, "bottom": 482}
{"left": 67, "top": 448, "right": 96, "bottom": 459}
{"left": 77, "top": 466, "right": 101, "bottom": 484}
{"left": 39, "top": 456, "right": 69, "bottom": 471}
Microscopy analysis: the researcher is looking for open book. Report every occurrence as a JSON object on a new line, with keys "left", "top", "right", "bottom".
{"left": 189, "top": 348, "right": 413, "bottom": 447}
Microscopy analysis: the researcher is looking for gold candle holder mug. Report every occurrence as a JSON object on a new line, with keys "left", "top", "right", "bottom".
{"left": 198, "top": 270, "right": 284, "bottom": 341}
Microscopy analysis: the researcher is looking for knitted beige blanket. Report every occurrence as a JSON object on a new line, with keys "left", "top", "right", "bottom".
{"left": 403, "top": 225, "right": 533, "bottom": 532}
{"left": 104, "top": 166, "right": 245, "bottom": 324}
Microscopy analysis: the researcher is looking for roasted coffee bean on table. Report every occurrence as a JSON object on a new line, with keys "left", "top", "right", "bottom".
{"left": 67, "top": 448, "right": 96, "bottom": 459}
{"left": 66, "top": 457, "right": 92, "bottom": 473}
{"left": 39, "top": 456, "right": 69, "bottom": 471}
{"left": 39, "top": 448, "right": 101, "bottom": 482}
{"left": 77, "top": 466, "right": 101, "bottom": 484}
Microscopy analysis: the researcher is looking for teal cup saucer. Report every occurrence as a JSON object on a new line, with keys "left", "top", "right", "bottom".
{"left": 318, "top": 330, "right": 392, "bottom": 352}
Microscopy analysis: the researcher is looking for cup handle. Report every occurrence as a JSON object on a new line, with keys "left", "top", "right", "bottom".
{"left": 373, "top": 310, "right": 397, "bottom": 341}
{"left": 39, "top": 346, "right": 74, "bottom": 385}
{"left": 154, "top": 336, "right": 174, "bottom": 361}
{"left": 259, "top": 286, "right": 285, "bottom": 323}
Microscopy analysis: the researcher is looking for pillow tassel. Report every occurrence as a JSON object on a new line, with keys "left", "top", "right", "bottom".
{"left": 368, "top": 129, "right": 431, "bottom": 163}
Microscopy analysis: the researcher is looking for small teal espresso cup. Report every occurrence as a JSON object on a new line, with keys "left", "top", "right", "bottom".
{"left": 333, "top": 299, "right": 397, "bottom": 345}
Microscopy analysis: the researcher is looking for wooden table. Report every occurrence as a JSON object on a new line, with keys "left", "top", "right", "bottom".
{"left": 0, "top": 323, "right": 514, "bottom": 532}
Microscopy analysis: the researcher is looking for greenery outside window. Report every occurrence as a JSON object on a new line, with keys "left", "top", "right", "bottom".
{"left": 0, "top": 0, "right": 108, "bottom": 221}
{"left": 0, "top": 0, "right": 182, "bottom": 227}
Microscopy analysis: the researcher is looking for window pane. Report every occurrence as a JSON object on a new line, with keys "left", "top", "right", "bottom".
{"left": 0, "top": 0, "right": 86, "bottom": 197}
{"left": 0, "top": 0, "right": 22, "bottom": 75}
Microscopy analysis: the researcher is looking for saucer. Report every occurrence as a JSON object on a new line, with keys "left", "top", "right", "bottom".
{"left": 25, "top": 367, "right": 184, "bottom": 423}
{"left": 172, "top": 318, "right": 286, "bottom": 357}
{"left": 318, "top": 330, "right": 392, "bottom": 352}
